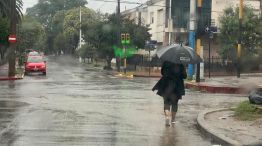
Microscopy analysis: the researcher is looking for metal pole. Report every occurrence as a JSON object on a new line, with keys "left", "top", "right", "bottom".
{"left": 78, "top": 6, "right": 82, "bottom": 62}
{"left": 124, "top": 44, "right": 126, "bottom": 74}
{"left": 79, "top": 6, "right": 82, "bottom": 48}
{"left": 168, "top": 0, "right": 172, "bottom": 45}
{"left": 116, "top": 0, "right": 121, "bottom": 72}
{"left": 149, "top": 50, "right": 151, "bottom": 76}
{"left": 188, "top": 0, "right": 196, "bottom": 79}
{"left": 208, "top": 34, "right": 211, "bottom": 78}
{"left": 237, "top": 0, "right": 243, "bottom": 78}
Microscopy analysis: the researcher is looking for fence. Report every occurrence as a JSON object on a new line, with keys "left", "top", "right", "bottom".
{"left": 127, "top": 55, "right": 260, "bottom": 75}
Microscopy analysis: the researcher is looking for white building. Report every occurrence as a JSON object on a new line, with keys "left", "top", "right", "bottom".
{"left": 122, "top": 0, "right": 167, "bottom": 45}
{"left": 122, "top": 0, "right": 261, "bottom": 57}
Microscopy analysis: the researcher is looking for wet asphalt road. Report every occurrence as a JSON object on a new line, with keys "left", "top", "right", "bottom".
{"left": 0, "top": 56, "right": 246, "bottom": 146}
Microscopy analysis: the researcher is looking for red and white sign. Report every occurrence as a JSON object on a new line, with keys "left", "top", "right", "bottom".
{"left": 8, "top": 35, "right": 16, "bottom": 43}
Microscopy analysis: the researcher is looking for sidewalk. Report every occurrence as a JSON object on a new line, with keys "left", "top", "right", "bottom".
{"left": 197, "top": 109, "right": 262, "bottom": 146}
{"left": 186, "top": 75, "right": 262, "bottom": 94}
{"left": 0, "top": 64, "right": 24, "bottom": 81}
{"left": 133, "top": 71, "right": 262, "bottom": 94}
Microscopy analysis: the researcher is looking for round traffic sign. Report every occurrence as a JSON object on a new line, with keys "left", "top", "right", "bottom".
{"left": 8, "top": 35, "right": 16, "bottom": 43}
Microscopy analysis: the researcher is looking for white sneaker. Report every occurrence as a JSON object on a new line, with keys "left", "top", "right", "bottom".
{"left": 165, "top": 117, "right": 171, "bottom": 126}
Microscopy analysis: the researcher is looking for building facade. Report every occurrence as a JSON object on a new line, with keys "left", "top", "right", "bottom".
{"left": 122, "top": 0, "right": 261, "bottom": 58}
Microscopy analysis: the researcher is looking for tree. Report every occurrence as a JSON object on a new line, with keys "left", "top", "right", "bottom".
{"left": 0, "top": 18, "right": 9, "bottom": 61}
{"left": 0, "top": 0, "right": 23, "bottom": 20}
{"left": 62, "top": 7, "right": 98, "bottom": 54}
{"left": 219, "top": 6, "right": 262, "bottom": 63}
{"left": 53, "top": 33, "right": 67, "bottom": 55}
{"left": 0, "top": 0, "right": 23, "bottom": 69}
{"left": 26, "top": 0, "right": 87, "bottom": 54}
{"left": 82, "top": 14, "right": 150, "bottom": 70}
{"left": 82, "top": 15, "right": 117, "bottom": 69}
{"left": 77, "top": 44, "right": 96, "bottom": 62}
{"left": 17, "top": 16, "right": 45, "bottom": 54}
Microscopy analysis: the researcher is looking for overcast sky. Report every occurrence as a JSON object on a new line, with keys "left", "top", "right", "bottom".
{"left": 22, "top": 0, "right": 147, "bottom": 14}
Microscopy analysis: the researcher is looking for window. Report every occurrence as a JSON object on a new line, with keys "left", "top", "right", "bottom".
{"left": 150, "top": 12, "right": 154, "bottom": 24}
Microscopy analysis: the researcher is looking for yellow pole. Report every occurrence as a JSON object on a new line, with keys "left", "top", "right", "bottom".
{"left": 239, "top": 0, "right": 243, "bottom": 19}
{"left": 237, "top": 0, "right": 243, "bottom": 78}
{"left": 196, "top": 39, "right": 201, "bottom": 55}
{"left": 197, "top": 0, "right": 203, "bottom": 8}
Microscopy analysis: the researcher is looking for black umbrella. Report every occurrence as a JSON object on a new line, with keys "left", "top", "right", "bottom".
{"left": 156, "top": 44, "right": 202, "bottom": 64}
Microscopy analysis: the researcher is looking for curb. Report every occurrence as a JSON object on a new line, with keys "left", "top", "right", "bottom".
{"left": 133, "top": 74, "right": 161, "bottom": 78}
{"left": 185, "top": 82, "right": 241, "bottom": 94}
{"left": 197, "top": 109, "right": 262, "bottom": 146}
{"left": 0, "top": 73, "right": 24, "bottom": 81}
{"left": 109, "top": 71, "right": 134, "bottom": 79}
{"left": 186, "top": 82, "right": 262, "bottom": 94}
{"left": 197, "top": 109, "right": 241, "bottom": 146}
{"left": 0, "top": 76, "right": 22, "bottom": 81}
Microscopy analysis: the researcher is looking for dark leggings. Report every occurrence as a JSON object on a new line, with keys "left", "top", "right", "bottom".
{"left": 164, "top": 96, "right": 179, "bottom": 112}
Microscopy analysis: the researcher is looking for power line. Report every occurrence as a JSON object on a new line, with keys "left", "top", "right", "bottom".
{"left": 88, "top": 0, "right": 169, "bottom": 8}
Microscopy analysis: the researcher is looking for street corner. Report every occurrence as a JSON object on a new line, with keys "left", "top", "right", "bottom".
{"left": 197, "top": 108, "right": 262, "bottom": 146}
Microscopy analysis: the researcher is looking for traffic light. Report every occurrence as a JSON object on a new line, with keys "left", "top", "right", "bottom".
{"left": 121, "top": 33, "right": 130, "bottom": 45}
{"left": 121, "top": 34, "right": 125, "bottom": 45}
{"left": 125, "top": 33, "right": 130, "bottom": 44}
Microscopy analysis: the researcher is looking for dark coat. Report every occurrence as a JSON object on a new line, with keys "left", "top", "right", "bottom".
{"left": 152, "top": 61, "right": 187, "bottom": 98}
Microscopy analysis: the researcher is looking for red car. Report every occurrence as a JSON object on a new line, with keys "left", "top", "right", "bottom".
{"left": 25, "top": 56, "right": 46, "bottom": 75}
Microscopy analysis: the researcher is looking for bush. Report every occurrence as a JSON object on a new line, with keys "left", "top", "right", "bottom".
{"left": 234, "top": 100, "right": 262, "bottom": 121}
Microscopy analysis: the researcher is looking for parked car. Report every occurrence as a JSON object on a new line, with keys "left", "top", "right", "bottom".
{"left": 24, "top": 56, "right": 46, "bottom": 75}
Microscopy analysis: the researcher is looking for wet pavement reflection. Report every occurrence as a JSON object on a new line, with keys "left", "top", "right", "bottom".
{"left": 0, "top": 56, "right": 245, "bottom": 146}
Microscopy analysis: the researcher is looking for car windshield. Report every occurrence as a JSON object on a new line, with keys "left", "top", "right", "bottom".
{"left": 27, "top": 57, "right": 44, "bottom": 63}
{"left": 28, "top": 52, "right": 40, "bottom": 56}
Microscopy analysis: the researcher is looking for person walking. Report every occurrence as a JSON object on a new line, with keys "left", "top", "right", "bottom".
{"left": 152, "top": 61, "right": 187, "bottom": 126}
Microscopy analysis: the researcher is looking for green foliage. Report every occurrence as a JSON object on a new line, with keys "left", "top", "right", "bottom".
{"left": 77, "top": 44, "right": 95, "bottom": 58}
{"left": 82, "top": 17, "right": 117, "bottom": 60}
{"left": 26, "top": 0, "right": 88, "bottom": 54}
{"left": 0, "top": 17, "right": 9, "bottom": 45}
{"left": 82, "top": 13, "right": 150, "bottom": 69}
{"left": 17, "top": 16, "right": 45, "bottom": 53}
{"left": 26, "top": 0, "right": 87, "bottom": 29}
{"left": 121, "top": 18, "right": 151, "bottom": 48}
{"left": 219, "top": 6, "right": 262, "bottom": 61}
{"left": 53, "top": 33, "right": 67, "bottom": 54}
{"left": 62, "top": 7, "right": 98, "bottom": 54}
{"left": 0, "top": 0, "right": 23, "bottom": 21}
{"left": 234, "top": 101, "right": 262, "bottom": 121}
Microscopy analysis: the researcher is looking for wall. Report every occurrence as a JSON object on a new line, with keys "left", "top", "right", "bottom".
{"left": 146, "top": 0, "right": 166, "bottom": 43}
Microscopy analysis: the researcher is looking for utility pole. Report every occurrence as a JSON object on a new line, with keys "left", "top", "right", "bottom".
{"left": 188, "top": 0, "right": 196, "bottom": 79}
{"left": 79, "top": 6, "right": 82, "bottom": 49}
{"left": 8, "top": 0, "right": 17, "bottom": 77}
{"left": 168, "top": 0, "right": 172, "bottom": 45}
{"left": 116, "top": 0, "right": 121, "bottom": 72}
{"left": 195, "top": 0, "right": 202, "bottom": 82}
{"left": 77, "top": 6, "right": 83, "bottom": 62}
{"left": 237, "top": 0, "right": 243, "bottom": 78}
